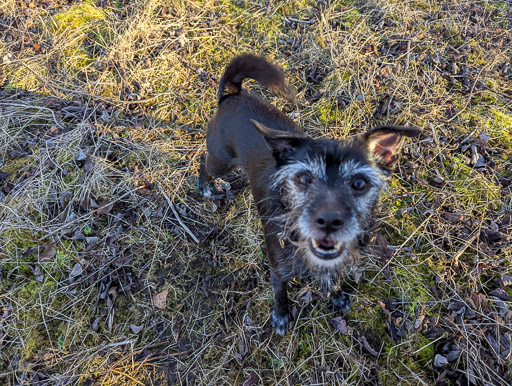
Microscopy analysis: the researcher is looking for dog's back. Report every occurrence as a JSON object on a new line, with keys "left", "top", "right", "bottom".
{"left": 205, "top": 54, "right": 300, "bottom": 182}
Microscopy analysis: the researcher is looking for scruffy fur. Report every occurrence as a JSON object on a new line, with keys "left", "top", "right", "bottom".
{"left": 200, "top": 54, "right": 421, "bottom": 335}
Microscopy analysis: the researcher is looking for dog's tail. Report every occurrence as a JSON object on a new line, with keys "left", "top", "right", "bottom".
{"left": 217, "top": 54, "right": 296, "bottom": 104}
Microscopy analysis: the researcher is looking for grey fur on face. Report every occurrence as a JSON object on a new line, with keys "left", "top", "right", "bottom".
{"left": 269, "top": 148, "right": 386, "bottom": 291}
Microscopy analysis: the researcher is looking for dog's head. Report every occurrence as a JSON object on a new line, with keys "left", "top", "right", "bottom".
{"left": 252, "top": 120, "right": 421, "bottom": 277}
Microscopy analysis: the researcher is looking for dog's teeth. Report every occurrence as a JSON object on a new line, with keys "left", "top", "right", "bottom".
{"left": 312, "top": 239, "right": 319, "bottom": 248}
{"left": 334, "top": 242, "right": 342, "bottom": 250}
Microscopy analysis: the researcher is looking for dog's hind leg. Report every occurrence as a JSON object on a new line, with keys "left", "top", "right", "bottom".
{"left": 198, "top": 153, "right": 209, "bottom": 193}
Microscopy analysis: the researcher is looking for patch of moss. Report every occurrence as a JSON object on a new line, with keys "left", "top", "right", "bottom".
{"left": 446, "top": 154, "right": 501, "bottom": 210}
{"left": 487, "top": 109, "right": 512, "bottom": 151}
{"left": 413, "top": 334, "right": 436, "bottom": 362}
{"left": 51, "top": 1, "right": 106, "bottom": 33}
{"left": 50, "top": 1, "right": 107, "bottom": 70}
{"left": 317, "top": 99, "right": 339, "bottom": 125}
{"left": 467, "top": 48, "right": 486, "bottom": 67}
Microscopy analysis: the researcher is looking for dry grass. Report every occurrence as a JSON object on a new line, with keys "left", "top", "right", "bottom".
{"left": 1, "top": 0, "right": 511, "bottom": 384}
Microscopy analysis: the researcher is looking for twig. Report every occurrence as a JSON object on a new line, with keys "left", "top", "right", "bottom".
{"left": 359, "top": 335, "right": 379, "bottom": 356}
{"left": 109, "top": 369, "right": 144, "bottom": 385}
{"left": 405, "top": 40, "right": 411, "bottom": 71}
{"left": 161, "top": 189, "right": 199, "bottom": 244}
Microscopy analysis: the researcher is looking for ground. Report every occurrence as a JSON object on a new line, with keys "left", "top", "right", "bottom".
{"left": 0, "top": 0, "right": 511, "bottom": 384}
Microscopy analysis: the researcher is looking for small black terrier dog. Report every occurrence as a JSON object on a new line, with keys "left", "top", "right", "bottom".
{"left": 200, "top": 54, "right": 421, "bottom": 335}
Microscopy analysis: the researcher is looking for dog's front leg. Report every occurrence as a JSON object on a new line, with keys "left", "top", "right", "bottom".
{"left": 329, "top": 282, "right": 351, "bottom": 312}
{"left": 270, "top": 271, "right": 290, "bottom": 335}
{"left": 261, "top": 223, "right": 292, "bottom": 335}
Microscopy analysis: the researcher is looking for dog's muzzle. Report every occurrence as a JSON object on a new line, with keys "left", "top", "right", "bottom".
{"left": 310, "top": 238, "right": 344, "bottom": 260}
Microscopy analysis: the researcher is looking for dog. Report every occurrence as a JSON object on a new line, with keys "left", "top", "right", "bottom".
{"left": 200, "top": 54, "right": 421, "bottom": 335}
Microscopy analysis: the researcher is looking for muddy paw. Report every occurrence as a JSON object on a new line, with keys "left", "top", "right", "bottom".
{"left": 271, "top": 310, "right": 289, "bottom": 335}
{"left": 329, "top": 291, "right": 351, "bottom": 312}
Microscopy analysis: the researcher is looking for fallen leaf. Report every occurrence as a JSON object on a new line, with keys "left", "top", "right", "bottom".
{"left": 40, "top": 246, "right": 55, "bottom": 260}
{"left": 330, "top": 317, "right": 348, "bottom": 334}
{"left": 297, "top": 289, "right": 313, "bottom": 304}
{"left": 91, "top": 317, "right": 101, "bottom": 331}
{"left": 434, "top": 354, "right": 448, "bottom": 367}
{"left": 75, "top": 151, "right": 87, "bottom": 161}
{"left": 85, "top": 236, "right": 99, "bottom": 245}
{"left": 153, "top": 288, "right": 168, "bottom": 309}
{"left": 130, "top": 324, "right": 144, "bottom": 334}
{"left": 502, "top": 275, "right": 512, "bottom": 287}
{"left": 84, "top": 158, "right": 94, "bottom": 173}
{"left": 489, "top": 288, "right": 511, "bottom": 301}
{"left": 72, "top": 231, "right": 86, "bottom": 240}
{"left": 442, "top": 212, "right": 463, "bottom": 223}
{"left": 380, "top": 66, "right": 392, "bottom": 78}
{"left": 97, "top": 201, "right": 113, "bottom": 214}
{"left": 242, "top": 371, "right": 260, "bottom": 386}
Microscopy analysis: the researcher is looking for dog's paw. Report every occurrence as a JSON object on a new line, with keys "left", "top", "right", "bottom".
{"left": 271, "top": 310, "right": 290, "bottom": 336}
{"left": 198, "top": 184, "right": 212, "bottom": 198}
{"left": 329, "top": 291, "right": 351, "bottom": 312}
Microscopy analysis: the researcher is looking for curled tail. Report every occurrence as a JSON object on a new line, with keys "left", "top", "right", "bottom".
{"left": 217, "top": 54, "right": 296, "bottom": 104}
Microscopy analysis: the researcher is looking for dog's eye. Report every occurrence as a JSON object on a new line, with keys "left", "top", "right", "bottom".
{"left": 351, "top": 177, "right": 368, "bottom": 191}
{"left": 295, "top": 173, "right": 312, "bottom": 186}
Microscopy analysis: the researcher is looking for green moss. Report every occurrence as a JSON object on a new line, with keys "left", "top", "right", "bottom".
{"left": 341, "top": 8, "right": 362, "bottom": 24}
{"left": 446, "top": 154, "right": 501, "bottom": 210}
{"left": 487, "top": 109, "right": 512, "bottom": 150}
{"left": 414, "top": 334, "right": 436, "bottom": 362}
{"left": 467, "top": 48, "right": 486, "bottom": 66}
{"left": 393, "top": 266, "right": 434, "bottom": 306}
{"left": 317, "top": 99, "right": 340, "bottom": 125}
{"left": 1, "top": 157, "right": 34, "bottom": 181}
{"left": 51, "top": 1, "right": 105, "bottom": 33}
{"left": 50, "top": 1, "right": 107, "bottom": 70}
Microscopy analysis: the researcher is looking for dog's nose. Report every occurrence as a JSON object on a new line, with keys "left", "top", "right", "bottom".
{"left": 314, "top": 211, "right": 344, "bottom": 233}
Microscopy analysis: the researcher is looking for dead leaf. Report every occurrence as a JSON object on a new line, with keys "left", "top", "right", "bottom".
{"left": 97, "top": 201, "right": 113, "bottom": 214}
{"left": 84, "top": 158, "right": 94, "bottom": 173}
{"left": 380, "top": 66, "right": 392, "bottom": 78}
{"left": 235, "top": 339, "right": 249, "bottom": 361}
{"left": 434, "top": 354, "right": 448, "bottom": 367}
{"left": 442, "top": 212, "right": 464, "bottom": 223}
{"left": 40, "top": 246, "right": 55, "bottom": 260}
{"left": 153, "top": 288, "right": 169, "bottom": 309}
{"left": 359, "top": 335, "right": 379, "bottom": 356}
{"left": 502, "top": 274, "right": 512, "bottom": 287}
{"left": 91, "top": 317, "right": 101, "bottom": 331}
{"left": 330, "top": 317, "right": 348, "bottom": 334}
{"left": 297, "top": 289, "right": 313, "bottom": 304}
{"left": 243, "top": 371, "right": 260, "bottom": 386}
{"left": 130, "top": 324, "right": 144, "bottom": 334}
{"left": 69, "top": 261, "right": 84, "bottom": 278}
{"left": 75, "top": 151, "right": 87, "bottom": 161}
{"left": 489, "top": 288, "right": 511, "bottom": 301}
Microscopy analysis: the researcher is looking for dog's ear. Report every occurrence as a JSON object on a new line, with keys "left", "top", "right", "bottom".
{"left": 251, "top": 119, "right": 308, "bottom": 161}
{"left": 364, "top": 126, "right": 421, "bottom": 170}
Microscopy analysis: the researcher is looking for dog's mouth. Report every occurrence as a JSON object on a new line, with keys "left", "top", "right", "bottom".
{"left": 310, "top": 238, "right": 343, "bottom": 260}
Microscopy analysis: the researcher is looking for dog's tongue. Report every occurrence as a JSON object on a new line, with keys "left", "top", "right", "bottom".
{"left": 318, "top": 239, "right": 335, "bottom": 249}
